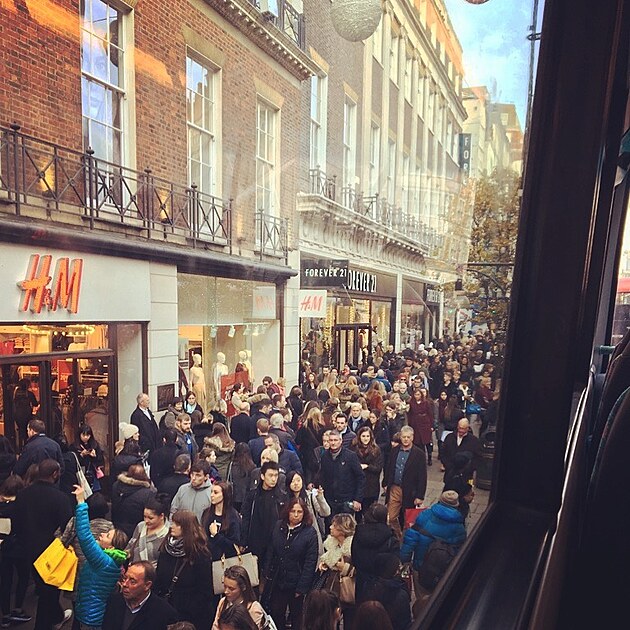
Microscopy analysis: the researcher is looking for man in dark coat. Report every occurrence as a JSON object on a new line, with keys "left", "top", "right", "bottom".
{"left": 156, "top": 453, "right": 190, "bottom": 504}
{"left": 130, "top": 393, "right": 160, "bottom": 454}
{"left": 148, "top": 428, "right": 181, "bottom": 488}
{"left": 102, "top": 561, "right": 178, "bottom": 630}
{"left": 318, "top": 430, "right": 365, "bottom": 517}
{"left": 13, "top": 419, "right": 64, "bottom": 477}
{"left": 441, "top": 418, "right": 482, "bottom": 482}
{"left": 383, "top": 425, "right": 427, "bottom": 540}
{"left": 248, "top": 419, "right": 271, "bottom": 466}
{"left": 14, "top": 459, "right": 73, "bottom": 630}
{"left": 230, "top": 402, "right": 251, "bottom": 444}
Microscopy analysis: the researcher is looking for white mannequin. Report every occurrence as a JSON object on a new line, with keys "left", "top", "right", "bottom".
{"left": 213, "top": 352, "right": 229, "bottom": 400}
{"left": 244, "top": 349, "right": 253, "bottom": 383}
{"left": 189, "top": 353, "right": 207, "bottom": 411}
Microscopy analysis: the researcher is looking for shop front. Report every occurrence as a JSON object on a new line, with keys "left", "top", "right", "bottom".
{"left": 177, "top": 274, "right": 281, "bottom": 409}
{"left": 299, "top": 258, "right": 397, "bottom": 375}
{"left": 0, "top": 244, "right": 150, "bottom": 462}
{"left": 400, "top": 278, "right": 426, "bottom": 350}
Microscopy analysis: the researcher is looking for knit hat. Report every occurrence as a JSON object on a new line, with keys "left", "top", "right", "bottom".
{"left": 439, "top": 490, "right": 460, "bottom": 508}
{"left": 119, "top": 422, "right": 139, "bottom": 441}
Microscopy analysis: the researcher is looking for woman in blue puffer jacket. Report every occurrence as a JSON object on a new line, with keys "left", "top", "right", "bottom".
{"left": 72, "top": 484, "right": 129, "bottom": 628}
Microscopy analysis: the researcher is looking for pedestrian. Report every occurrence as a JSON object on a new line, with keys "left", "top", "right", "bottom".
{"left": 158, "top": 453, "right": 191, "bottom": 504}
{"left": 70, "top": 483, "right": 129, "bottom": 629}
{"left": 230, "top": 402, "right": 252, "bottom": 445}
{"left": 69, "top": 424, "right": 105, "bottom": 492}
{"left": 201, "top": 481, "right": 241, "bottom": 571}
{"left": 262, "top": 497, "right": 319, "bottom": 630}
{"left": 111, "top": 423, "right": 143, "bottom": 478}
{"left": 111, "top": 463, "right": 157, "bottom": 538}
{"left": 13, "top": 419, "right": 64, "bottom": 478}
{"left": 204, "top": 423, "right": 235, "bottom": 481}
{"left": 169, "top": 460, "right": 213, "bottom": 522}
{"left": 102, "top": 561, "right": 178, "bottom": 629}
{"left": 149, "top": 428, "right": 183, "bottom": 488}
{"left": 295, "top": 407, "right": 324, "bottom": 485}
{"left": 407, "top": 387, "right": 435, "bottom": 466}
{"left": 155, "top": 510, "right": 214, "bottom": 629}
{"left": 12, "top": 378, "right": 38, "bottom": 448}
{"left": 175, "top": 413, "right": 199, "bottom": 463}
{"left": 13, "top": 459, "right": 73, "bottom": 630}
{"left": 216, "top": 603, "right": 258, "bottom": 630}
{"left": 302, "top": 590, "right": 341, "bottom": 630}
{"left": 131, "top": 393, "right": 161, "bottom": 454}
{"left": 230, "top": 443, "right": 256, "bottom": 512}
{"left": 126, "top": 494, "right": 170, "bottom": 567}
{"left": 351, "top": 426, "right": 383, "bottom": 516}
{"left": 351, "top": 601, "right": 394, "bottom": 630}
{"left": 212, "top": 566, "right": 265, "bottom": 629}
{"left": 0, "top": 475, "right": 30, "bottom": 627}
{"left": 199, "top": 447, "right": 222, "bottom": 483}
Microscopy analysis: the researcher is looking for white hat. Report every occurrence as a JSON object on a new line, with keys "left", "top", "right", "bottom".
{"left": 119, "top": 422, "right": 139, "bottom": 441}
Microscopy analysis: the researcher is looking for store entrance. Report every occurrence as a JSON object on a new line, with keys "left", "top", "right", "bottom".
{"left": 0, "top": 350, "right": 114, "bottom": 459}
{"left": 333, "top": 324, "right": 372, "bottom": 369}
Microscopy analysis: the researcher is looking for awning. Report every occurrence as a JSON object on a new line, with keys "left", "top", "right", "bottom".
{"left": 618, "top": 276, "right": 630, "bottom": 293}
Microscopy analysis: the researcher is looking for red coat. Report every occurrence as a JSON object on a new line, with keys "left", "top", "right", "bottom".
{"left": 407, "top": 398, "right": 434, "bottom": 446}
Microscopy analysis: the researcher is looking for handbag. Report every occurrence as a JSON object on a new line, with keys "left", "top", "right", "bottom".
{"left": 71, "top": 453, "right": 93, "bottom": 499}
{"left": 404, "top": 507, "right": 426, "bottom": 530}
{"left": 466, "top": 402, "right": 482, "bottom": 415}
{"left": 212, "top": 545, "right": 259, "bottom": 595}
{"left": 95, "top": 466, "right": 105, "bottom": 479}
{"left": 33, "top": 538, "right": 78, "bottom": 591}
{"left": 339, "top": 567, "right": 356, "bottom": 605}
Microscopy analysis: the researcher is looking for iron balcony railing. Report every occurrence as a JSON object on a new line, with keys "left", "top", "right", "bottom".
{"left": 0, "top": 124, "right": 232, "bottom": 249}
{"left": 310, "top": 168, "right": 336, "bottom": 201}
{"left": 248, "top": 0, "right": 305, "bottom": 49}
{"left": 256, "top": 209, "right": 289, "bottom": 262}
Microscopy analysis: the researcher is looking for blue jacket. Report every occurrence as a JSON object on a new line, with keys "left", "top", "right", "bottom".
{"left": 74, "top": 502, "right": 126, "bottom": 626}
{"left": 400, "top": 503, "right": 466, "bottom": 570}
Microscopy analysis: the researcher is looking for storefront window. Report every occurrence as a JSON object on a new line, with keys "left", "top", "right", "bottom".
{"left": 177, "top": 274, "right": 280, "bottom": 408}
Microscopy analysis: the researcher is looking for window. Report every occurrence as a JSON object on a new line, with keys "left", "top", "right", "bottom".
{"left": 80, "top": 0, "right": 127, "bottom": 164}
{"left": 187, "top": 54, "right": 218, "bottom": 195}
{"left": 310, "top": 74, "right": 327, "bottom": 171}
{"left": 401, "top": 154, "right": 410, "bottom": 213}
{"left": 387, "top": 139, "right": 396, "bottom": 204}
{"left": 390, "top": 35, "right": 399, "bottom": 84}
{"left": 342, "top": 97, "right": 357, "bottom": 192}
{"left": 447, "top": 119, "right": 454, "bottom": 157}
{"left": 404, "top": 56, "right": 413, "bottom": 102}
{"left": 369, "top": 123, "right": 381, "bottom": 195}
{"left": 372, "top": 18, "right": 383, "bottom": 64}
{"left": 418, "top": 69, "right": 426, "bottom": 119}
{"left": 257, "top": 100, "right": 278, "bottom": 215}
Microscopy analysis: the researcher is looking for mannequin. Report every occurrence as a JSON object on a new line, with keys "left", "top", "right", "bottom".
{"left": 189, "top": 353, "right": 207, "bottom": 412}
{"left": 235, "top": 350, "right": 250, "bottom": 389}
{"left": 213, "top": 352, "right": 229, "bottom": 401}
{"left": 244, "top": 350, "right": 253, "bottom": 384}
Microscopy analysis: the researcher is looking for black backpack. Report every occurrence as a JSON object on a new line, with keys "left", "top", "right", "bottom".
{"left": 415, "top": 526, "right": 459, "bottom": 591}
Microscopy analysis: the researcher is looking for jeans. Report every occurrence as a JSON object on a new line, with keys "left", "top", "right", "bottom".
{"left": 270, "top": 587, "right": 304, "bottom": 630}
{"left": 32, "top": 568, "right": 64, "bottom": 630}
{"left": 0, "top": 555, "right": 29, "bottom": 615}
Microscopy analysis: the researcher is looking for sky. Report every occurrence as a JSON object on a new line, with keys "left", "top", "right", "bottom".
{"left": 443, "top": 0, "right": 544, "bottom": 127}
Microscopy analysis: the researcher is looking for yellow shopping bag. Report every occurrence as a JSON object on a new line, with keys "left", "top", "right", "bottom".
{"left": 33, "top": 538, "right": 78, "bottom": 591}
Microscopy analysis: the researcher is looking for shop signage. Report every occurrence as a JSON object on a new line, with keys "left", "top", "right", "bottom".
{"left": 344, "top": 269, "right": 377, "bottom": 294}
{"left": 298, "top": 289, "right": 327, "bottom": 318}
{"left": 301, "top": 259, "right": 349, "bottom": 288}
{"left": 252, "top": 285, "right": 276, "bottom": 319}
{"left": 459, "top": 133, "right": 471, "bottom": 177}
{"left": 18, "top": 254, "right": 83, "bottom": 314}
{"left": 426, "top": 286, "right": 441, "bottom": 304}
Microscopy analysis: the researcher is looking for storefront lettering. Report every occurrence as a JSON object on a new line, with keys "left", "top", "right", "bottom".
{"left": 301, "top": 259, "right": 349, "bottom": 288}
{"left": 298, "top": 290, "right": 327, "bottom": 318}
{"left": 18, "top": 254, "right": 83, "bottom": 314}
{"left": 426, "top": 287, "right": 441, "bottom": 304}
{"left": 344, "top": 270, "right": 377, "bottom": 294}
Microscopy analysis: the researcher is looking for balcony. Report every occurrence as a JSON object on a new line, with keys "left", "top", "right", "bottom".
{"left": 256, "top": 209, "right": 289, "bottom": 262}
{"left": 0, "top": 125, "right": 232, "bottom": 249}
{"left": 202, "top": 0, "right": 318, "bottom": 80}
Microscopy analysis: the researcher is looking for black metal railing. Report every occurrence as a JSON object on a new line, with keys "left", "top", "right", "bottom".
{"left": 256, "top": 209, "right": 288, "bottom": 262}
{"left": 0, "top": 124, "right": 232, "bottom": 248}
{"left": 309, "top": 168, "right": 336, "bottom": 201}
{"left": 248, "top": 0, "right": 305, "bottom": 49}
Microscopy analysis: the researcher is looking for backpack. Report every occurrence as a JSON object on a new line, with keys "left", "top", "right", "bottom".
{"left": 414, "top": 526, "right": 459, "bottom": 591}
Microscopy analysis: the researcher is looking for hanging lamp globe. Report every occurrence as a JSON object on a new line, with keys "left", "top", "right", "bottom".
{"left": 330, "top": 0, "right": 382, "bottom": 42}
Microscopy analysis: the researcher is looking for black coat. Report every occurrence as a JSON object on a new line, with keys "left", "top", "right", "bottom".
{"left": 131, "top": 407, "right": 161, "bottom": 453}
{"left": 229, "top": 412, "right": 252, "bottom": 445}
{"left": 354, "top": 446, "right": 383, "bottom": 499}
{"left": 111, "top": 474, "right": 157, "bottom": 538}
{"left": 13, "top": 480, "right": 73, "bottom": 561}
{"left": 149, "top": 444, "right": 181, "bottom": 487}
{"left": 278, "top": 448, "right": 303, "bottom": 477}
{"left": 363, "top": 576, "right": 412, "bottom": 630}
{"left": 201, "top": 506, "right": 242, "bottom": 559}
{"left": 383, "top": 445, "right": 427, "bottom": 509}
{"left": 241, "top": 485, "right": 287, "bottom": 557}
{"left": 264, "top": 521, "right": 318, "bottom": 594}
{"left": 13, "top": 433, "right": 64, "bottom": 477}
{"left": 441, "top": 431, "right": 482, "bottom": 478}
{"left": 111, "top": 453, "right": 143, "bottom": 479}
{"left": 192, "top": 423, "right": 213, "bottom": 451}
{"left": 318, "top": 448, "right": 366, "bottom": 505}
{"left": 155, "top": 550, "right": 213, "bottom": 629}
{"left": 368, "top": 420, "right": 391, "bottom": 456}
{"left": 0, "top": 452, "right": 16, "bottom": 485}
{"left": 102, "top": 590, "right": 178, "bottom": 630}
{"left": 157, "top": 473, "right": 189, "bottom": 504}
{"left": 295, "top": 425, "right": 322, "bottom": 479}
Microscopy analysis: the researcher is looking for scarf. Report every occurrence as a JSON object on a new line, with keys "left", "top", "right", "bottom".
{"left": 104, "top": 547, "right": 128, "bottom": 565}
{"left": 165, "top": 535, "right": 186, "bottom": 557}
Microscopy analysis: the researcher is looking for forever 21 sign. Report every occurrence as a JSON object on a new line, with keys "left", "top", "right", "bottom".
{"left": 344, "top": 269, "right": 377, "bottom": 294}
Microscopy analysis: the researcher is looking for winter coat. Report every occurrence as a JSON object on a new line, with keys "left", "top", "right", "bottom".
{"left": 318, "top": 448, "right": 366, "bottom": 506}
{"left": 155, "top": 549, "right": 214, "bottom": 630}
{"left": 264, "top": 521, "right": 318, "bottom": 594}
{"left": 383, "top": 445, "right": 427, "bottom": 510}
{"left": 319, "top": 534, "right": 353, "bottom": 575}
{"left": 441, "top": 432, "right": 482, "bottom": 479}
{"left": 201, "top": 506, "right": 242, "bottom": 559}
{"left": 0, "top": 499, "right": 22, "bottom": 559}
{"left": 111, "top": 453, "right": 143, "bottom": 479}
{"left": 229, "top": 412, "right": 252, "bottom": 445}
{"left": 278, "top": 448, "right": 303, "bottom": 477}
{"left": 367, "top": 420, "right": 391, "bottom": 457}
{"left": 74, "top": 502, "right": 127, "bottom": 626}
{"left": 362, "top": 575, "right": 412, "bottom": 630}
{"left": 169, "top": 478, "right": 213, "bottom": 521}
{"left": 126, "top": 520, "right": 170, "bottom": 567}
{"left": 176, "top": 430, "right": 199, "bottom": 462}
{"left": 102, "top": 590, "right": 178, "bottom": 630}
{"left": 248, "top": 435, "right": 268, "bottom": 466}
{"left": 130, "top": 406, "right": 161, "bottom": 453}
{"left": 229, "top": 461, "right": 253, "bottom": 506}
{"left": 149, "top": 443, "right": 182, "bottom": 487}
{"left": 111, "top": 473, "right": 157, "bottom": 538}
{"left": 303, "top": 490, "right": 331, "bottom": 555}
{"left": 157, "top": 472, "right": 190, "bottom": 504}
{"left": 0, "top": 453, "right": 16, "bottom": 485}
{"left": 13, "top": 433, "right": 64, "bottom": 477}
{"left": 193, "top": 422, "right": 214, "bottom": 451}
{"left": 241, "top": 485, "right": 287, "bottom": 558}
{"left": 204, "top": 436, "right": 235, "bottom": 481}
{"left": 400, "top": 502, "right": 466, "bottom": 570}
{"left": 295, "top": 425, "right": 322, "bottom": 480}
{"left": 407, "top": 397, "right": 434, "bottom": 446}
{"left": 353, "top": 445, "right": 383, "bottom": 500}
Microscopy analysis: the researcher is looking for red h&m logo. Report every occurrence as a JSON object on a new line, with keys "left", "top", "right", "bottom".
{"left": 18, "top": 254, "right": 84, "bottom": 314}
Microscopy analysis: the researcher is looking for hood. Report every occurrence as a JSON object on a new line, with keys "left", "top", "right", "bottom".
{"left": 117, "top": 473, "right": 151, "bottom": 488}
{"left": 189, "top": 478, "right": 212, "bottom": 491}
{"left": 353, "top": 522, "right": 396, "bottom": 548}
{"left": 430, "top": 503, "right": 465, "bottom": 524}
{"left": 104, "top": 547, "right": 128, "bottom": 565}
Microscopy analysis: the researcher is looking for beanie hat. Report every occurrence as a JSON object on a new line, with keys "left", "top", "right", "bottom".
{"left": 439, "top": 490, "right": 460, "bottom": 508}
{"left": 119, "top": 422, "right": 139, "bottom": 441}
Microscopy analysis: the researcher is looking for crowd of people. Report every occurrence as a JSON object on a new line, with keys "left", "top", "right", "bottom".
{"left": 0, "top": 334, "right": 500, "bottom": 630}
